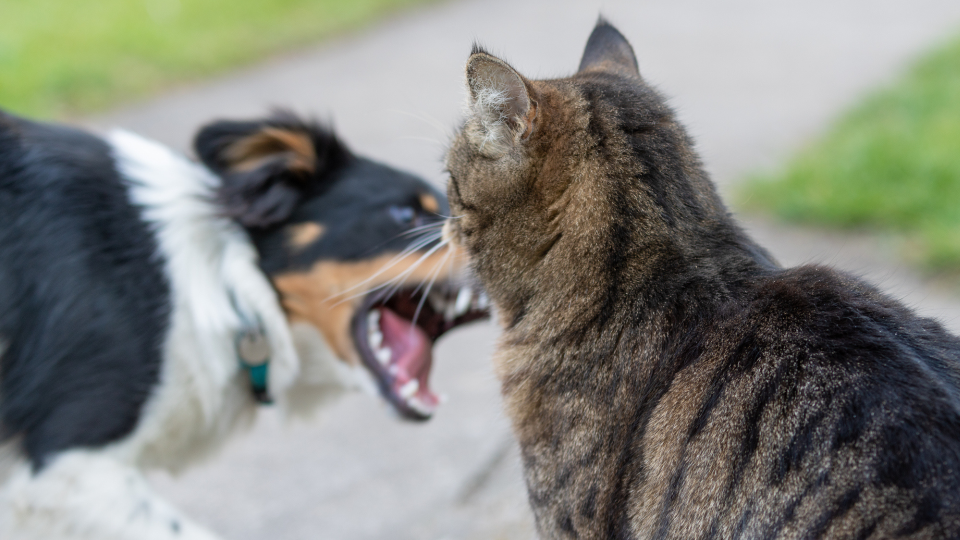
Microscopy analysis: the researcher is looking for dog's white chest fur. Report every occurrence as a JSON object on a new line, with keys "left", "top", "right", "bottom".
{"left": 107, "top": 130, "right": 300, "bottom": 470}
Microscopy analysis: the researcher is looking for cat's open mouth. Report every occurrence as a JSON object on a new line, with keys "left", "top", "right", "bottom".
{"left": 351, "top": 284, "right": 490, "bottom": 420}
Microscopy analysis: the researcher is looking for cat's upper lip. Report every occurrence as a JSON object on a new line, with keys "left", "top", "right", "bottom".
{"left": 350, "top": 282, "right": 490, "bottom": 420}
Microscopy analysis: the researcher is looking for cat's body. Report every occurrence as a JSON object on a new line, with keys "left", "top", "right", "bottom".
{"left": 444, "top": 21, "right": 960, "bottom": 539}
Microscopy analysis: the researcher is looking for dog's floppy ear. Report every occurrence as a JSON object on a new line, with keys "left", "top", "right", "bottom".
{"left": 194, "top": 110, "right": 351, "bottom": 228}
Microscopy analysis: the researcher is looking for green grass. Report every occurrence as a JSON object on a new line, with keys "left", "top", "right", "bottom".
{"left": 0, "top": 0, "right": 437, "bottom": 118}
{"left": 737, "top": 33, "right": 960, "bottom": 273}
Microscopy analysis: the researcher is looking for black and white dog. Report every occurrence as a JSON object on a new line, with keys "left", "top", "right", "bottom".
{"left": 0, "top": 110, "right": 487, "bottom": 539}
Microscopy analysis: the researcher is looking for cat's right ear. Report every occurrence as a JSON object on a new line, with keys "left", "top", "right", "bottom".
{"left": 465, "top": 48, "right": 537, "bottom": 156}
{"left": 578, "top": 18, "right": 640, "bottom": 76}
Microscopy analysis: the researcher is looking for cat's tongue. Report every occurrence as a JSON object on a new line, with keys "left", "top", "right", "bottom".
{"left": 378, "top": 307, "right": 440, "bottom": 412}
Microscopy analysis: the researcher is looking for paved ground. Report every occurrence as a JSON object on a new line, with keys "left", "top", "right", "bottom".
{"left": 86, "top": 1, "right": 960, "bottom": 538}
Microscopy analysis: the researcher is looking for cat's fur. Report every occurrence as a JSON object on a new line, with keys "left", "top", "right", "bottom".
{"left": 443, "top": 20, "right": 960, "bottom": 539}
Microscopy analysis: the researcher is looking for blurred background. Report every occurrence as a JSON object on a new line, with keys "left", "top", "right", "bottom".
{"left": 3, "top": 0, "right": 960, "bottom": 538}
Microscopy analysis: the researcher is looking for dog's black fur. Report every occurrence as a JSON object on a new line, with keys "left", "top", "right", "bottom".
{"left": 195, "top": 112, "right": 446, "bottom": 273}
{"left": 0, "top": 114, "right": 170, "bottom": 468}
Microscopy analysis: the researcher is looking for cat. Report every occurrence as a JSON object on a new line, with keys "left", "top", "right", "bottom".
{"left": 442, "top": 19, "right": 960, "bottom": 539}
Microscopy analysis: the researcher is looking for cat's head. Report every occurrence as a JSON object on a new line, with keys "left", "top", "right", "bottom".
{"left": 444, "top": 20, "right": 728, "bottom": 328}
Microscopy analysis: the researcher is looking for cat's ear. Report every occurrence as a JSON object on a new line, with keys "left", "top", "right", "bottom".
{"left": 465, "top": 48, "right": 537, "bottom": 155}
{"left": 578, "top": 18, "right": 639, "bottom": 76}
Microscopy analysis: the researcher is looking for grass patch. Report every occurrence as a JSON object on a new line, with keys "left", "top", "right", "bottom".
{"left": 737, "top": 33, "right": 960, "bottom": 273}
{"left": 0, "top": 0, "right": 438, "bottom": 118}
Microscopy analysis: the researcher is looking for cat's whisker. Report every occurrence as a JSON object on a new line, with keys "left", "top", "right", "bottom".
{"left": 395, "top": 222, "right": 445, "bottom": 239}
{"left": 388, "top": 239, "right": 449, "bottom": 289}
{"left": 409, "top": 247, "right": 451, "bottom": 333}
{"left": 324, "top": 235, "right": 441, "bottom": 303}
{"left": 328, "top": 240, "right": 449, "bottom": 306}
{"left": 388, "top": 239, "right": 450, "bottom": 293}
{"left": 366, "top": 247, "right": 447, "bottom": 310}
{"left": 324, "top": 249, "right": 431, "bottom": 305}
{"left": 415, "top": 240, "right": 453, "bottom": 299}
{"left": 388, "top": 109, "right": 452, "bottom": 139}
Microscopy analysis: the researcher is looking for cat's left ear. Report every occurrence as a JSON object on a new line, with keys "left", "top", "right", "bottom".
{"left": 465, "top": 48, "right": 537, "bottom": 155}
{"left": 578, "top": 18, "right": 640, "bottom": 76}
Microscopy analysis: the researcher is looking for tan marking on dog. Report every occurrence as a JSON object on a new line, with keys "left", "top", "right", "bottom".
{"left": 271, "top": 245, "right": 467, "bottom": 363}
{"left": 225, "top": 128, "right": 316, "bottom": 174}
{"left": 287, "top": 222, "right": 325, "bottom": 251}
{"left": 419, "top": 194, "right": 440, "bottom": 214}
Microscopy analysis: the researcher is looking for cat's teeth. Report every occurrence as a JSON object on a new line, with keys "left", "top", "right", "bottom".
{"left": 398, "top": 379, "right": 419, "bottom": 400}
{"left": 477, "top": 292, "right": 490, "bottom": 310}
{"left": 455, "top": 288, "right": 472, "bottom": 316}
{"left": 375, "top": 346, "right": 392, "bottom": 365}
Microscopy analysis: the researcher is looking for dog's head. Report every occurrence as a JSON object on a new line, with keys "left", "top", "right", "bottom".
{"left": 195, "top": 111, "right": 488, "bottom": 420}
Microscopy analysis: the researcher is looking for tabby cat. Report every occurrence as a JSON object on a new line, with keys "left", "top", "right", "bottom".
{"left": 443, "top": 19, "right": 960, "bottom": 539}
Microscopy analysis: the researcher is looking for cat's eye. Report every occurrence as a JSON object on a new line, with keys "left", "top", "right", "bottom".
{"left": 389, "top": 205, "right": 417, "bottom": 226}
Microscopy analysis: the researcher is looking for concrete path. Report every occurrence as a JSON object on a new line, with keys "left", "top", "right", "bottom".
{"left": 87, "top": 1, "right": 960, "bottom": 538}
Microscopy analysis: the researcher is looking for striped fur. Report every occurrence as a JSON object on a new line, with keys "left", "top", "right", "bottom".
{"left": 444, "top": 21, "right": 960, "bottom": 539}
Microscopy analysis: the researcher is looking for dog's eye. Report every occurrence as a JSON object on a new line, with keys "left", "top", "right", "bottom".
{"left": 389, "top": 205, "right": 417, "bottom": 226}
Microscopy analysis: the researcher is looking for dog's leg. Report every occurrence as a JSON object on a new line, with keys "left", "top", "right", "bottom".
{"left": 0, "top": 449, "right": 221, "bottom": 540}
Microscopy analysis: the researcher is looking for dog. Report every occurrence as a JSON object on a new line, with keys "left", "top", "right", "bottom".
{"left": 0, "top": 110, "right": 488, "bottom": 539}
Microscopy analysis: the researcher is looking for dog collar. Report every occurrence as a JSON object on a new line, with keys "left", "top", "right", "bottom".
{"left": 230, "top": 292, "right": 274, "bottom": 405}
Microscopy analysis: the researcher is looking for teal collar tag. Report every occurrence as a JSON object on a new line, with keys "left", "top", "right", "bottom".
{"left": 237, "top": 327, "right": 273, "bottom": 404}
{"left": 230, "top": 289, "right": 274, "bottom": 405}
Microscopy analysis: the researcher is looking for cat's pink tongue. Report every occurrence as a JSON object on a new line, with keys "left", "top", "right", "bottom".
{"left": 378, "top": 308, "right": 440, "bottom": 410}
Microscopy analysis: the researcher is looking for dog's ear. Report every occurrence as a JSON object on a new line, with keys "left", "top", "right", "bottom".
{"left": 194, "top": 110, "right": 351, "bottom": 228}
